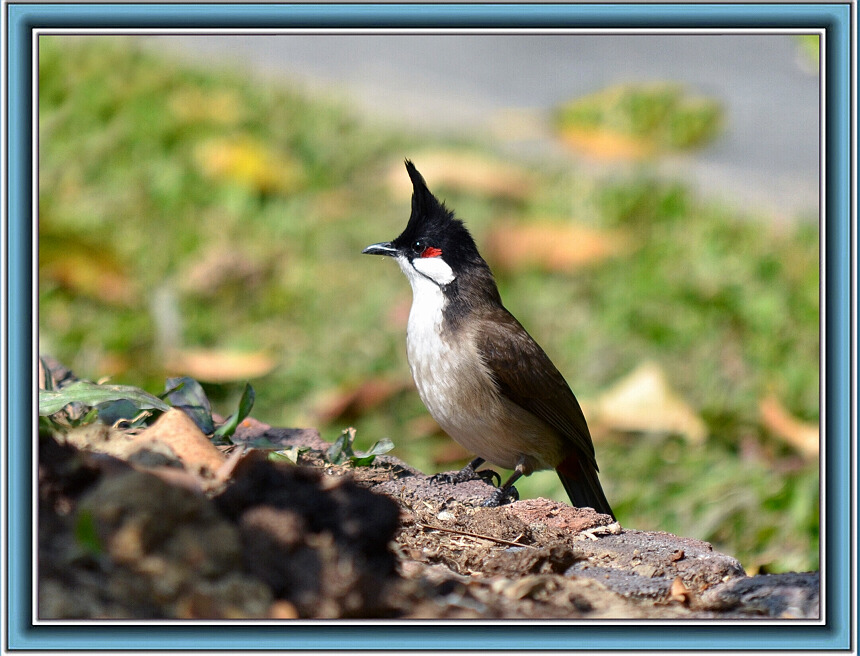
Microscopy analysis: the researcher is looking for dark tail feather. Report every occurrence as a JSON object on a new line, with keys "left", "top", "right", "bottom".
{"left": 556, "top": 453, "right": 615, "bottom": 520}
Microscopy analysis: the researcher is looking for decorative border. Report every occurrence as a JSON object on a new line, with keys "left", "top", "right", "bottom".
{"left": 4, "top": 3, "right": 853, "bottom": 651}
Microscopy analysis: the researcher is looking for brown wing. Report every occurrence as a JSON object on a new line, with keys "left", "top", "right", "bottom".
{"left": 476, "top": 308, "right": 597, "bottom": 467}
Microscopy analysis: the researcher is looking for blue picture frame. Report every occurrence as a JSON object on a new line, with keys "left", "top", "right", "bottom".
{"left": 5, "top": 2, "right": 853, "bottom": 651}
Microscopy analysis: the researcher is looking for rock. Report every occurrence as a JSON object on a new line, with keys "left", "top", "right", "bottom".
{"left": 698, "top": 571, "right": 820, "bottom": 618}
{"left": 569, "top": 528, "right": 747, "bottom": 600}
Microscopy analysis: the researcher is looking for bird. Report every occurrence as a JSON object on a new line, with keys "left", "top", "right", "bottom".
{"left": 362, "top": 160, "right": 614, "bottom": 518}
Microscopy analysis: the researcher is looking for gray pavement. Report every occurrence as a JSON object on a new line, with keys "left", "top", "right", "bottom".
{"left": 143, "top": 34, "right": 820, "bottom": 220}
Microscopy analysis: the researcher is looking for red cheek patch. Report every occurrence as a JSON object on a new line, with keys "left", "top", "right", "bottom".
{"left": 421, "top": 247, "right": 443, "bottom": 258}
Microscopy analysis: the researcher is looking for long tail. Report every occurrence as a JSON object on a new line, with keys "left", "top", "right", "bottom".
{"left": 556, "top": 452, "right": 615, "bottom": 520}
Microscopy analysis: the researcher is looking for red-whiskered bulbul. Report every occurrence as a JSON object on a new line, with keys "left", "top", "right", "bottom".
{"left": 362, "top": 160, "right": 614, "bottom": 518}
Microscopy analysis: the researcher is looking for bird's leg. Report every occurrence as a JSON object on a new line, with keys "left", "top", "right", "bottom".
{"left": 481, "top": 466, "right": 524, "bottom": 507}
{"left": 431, "top": 457, "right": 492, "bottom": 485}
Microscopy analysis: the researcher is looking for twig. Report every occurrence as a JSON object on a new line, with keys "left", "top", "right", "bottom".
{"left": 418, "top": 522, "right": 536, "bottom": 549}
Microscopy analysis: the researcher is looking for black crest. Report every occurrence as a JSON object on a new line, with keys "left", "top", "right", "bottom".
{"left": 394, "top": 160, "right": 483, "bottom": 270}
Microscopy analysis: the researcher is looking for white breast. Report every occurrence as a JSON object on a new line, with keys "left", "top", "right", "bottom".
{"left": 396, "top": 255, "right": 560, "bottom": 472}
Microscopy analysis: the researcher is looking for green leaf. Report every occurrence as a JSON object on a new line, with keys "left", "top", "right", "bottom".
{"left": 213, "top": 382, "right": 255, "bottom": 439}
{"left": 236, "top": 382, "right": 256, "bottom": 420}
{"left": 159, "top": 379, "right": 185, "bottom": 399}
{"left": 364, "top": 438, "right": 395, "bottom": 456}
{"left": 349, "top": 453, "right": 377, "bottom": 467}
{"left": 349, "top": 438, "right": 394, "bottom": 467}
{"left": 268, "top": 445, "right": 310, "bottom": 464}
{"left": 96, "top": 399, "right": 141, "bottom": 426}
{"left": 39, "top": 381, "right": 170, "bottom": 416}
{"left": 326, "top": 427, "right": 359, "bottom": 465}
{"left": 326, "top": 431, "right": 349, "bottom": 465}
{"left": 165, "top": 376, "right": 215, "bottom": 434}
{"left": 325, "top": 428, "right": 392, "bottom": 467}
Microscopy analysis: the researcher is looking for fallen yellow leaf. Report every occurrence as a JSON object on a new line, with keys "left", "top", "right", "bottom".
{"left": 134, "top": 408, "right": 226, "bottom": 474}
{"left": 590, "top": 362, "right": 707, "bottom": 444}
{"left": 163, "top": 348, "right": 277, "bottom": 383}
{"left": 557, "top": 126, "right": 656, "bottom": 162}
{"left": 485, "top": 220, "right": 629, "bottom": 273}
{"left": 194, "top": 135, "right": 305, "bottom": 195}
{"left": 40, "top": 234, "right": 136, "bottom": 305}
{"left": 759, "top": 393, "right": 819, "bottom": 459}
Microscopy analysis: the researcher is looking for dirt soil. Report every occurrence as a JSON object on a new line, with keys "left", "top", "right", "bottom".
{"left": 37, "top": 402, "right": 819, "bottom": 621}
{"left": 37, "top": 357, "right": 818, "bottom": 621}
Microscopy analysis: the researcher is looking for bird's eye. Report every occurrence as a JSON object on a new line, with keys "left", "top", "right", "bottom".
{"left": 411, "top": 239, "right": 443, "bottom": 259}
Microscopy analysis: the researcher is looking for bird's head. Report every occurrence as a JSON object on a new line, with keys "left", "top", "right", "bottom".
{"left": 362, "top": 160, "right": 486, "bottom": 289}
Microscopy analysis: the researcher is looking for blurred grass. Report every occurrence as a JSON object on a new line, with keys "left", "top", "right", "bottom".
{"left": 553, "top": 82, "right": 723, "bottom": 158}
{"left": 38, "top": 36, "right": 819, "bottom": 574}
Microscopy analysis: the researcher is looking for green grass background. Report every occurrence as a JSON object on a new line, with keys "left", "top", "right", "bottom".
{"left": 38, "top": 36, "right": 819, "bottom": 574}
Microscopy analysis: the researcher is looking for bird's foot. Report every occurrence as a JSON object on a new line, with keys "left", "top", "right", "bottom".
{"left": 431, "top": 458, "right": 498, "bottom": 486}
{"left": 431, "top": 464, "right": 480, "bottom": 485}
{"left": 430, "top": 470, "right": 466, "bottom": 485}
{"left": 481, "top": 485, "right": 519, "bottom": 507}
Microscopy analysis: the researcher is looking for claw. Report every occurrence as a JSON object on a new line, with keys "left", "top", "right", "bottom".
{"left": 476, "top": 468, "right": 501, "bottom": 487}
{"left": 481, "top": 484, "right": 519, "bottom": 507}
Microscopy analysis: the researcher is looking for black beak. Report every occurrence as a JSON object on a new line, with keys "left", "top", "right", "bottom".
{"left": 362, "top": 242, "right": 398, "bottom": 257}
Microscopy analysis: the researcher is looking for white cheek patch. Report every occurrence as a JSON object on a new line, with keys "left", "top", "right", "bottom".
{"left": 411, "top": 256, "right": 455, "bottom": 286}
